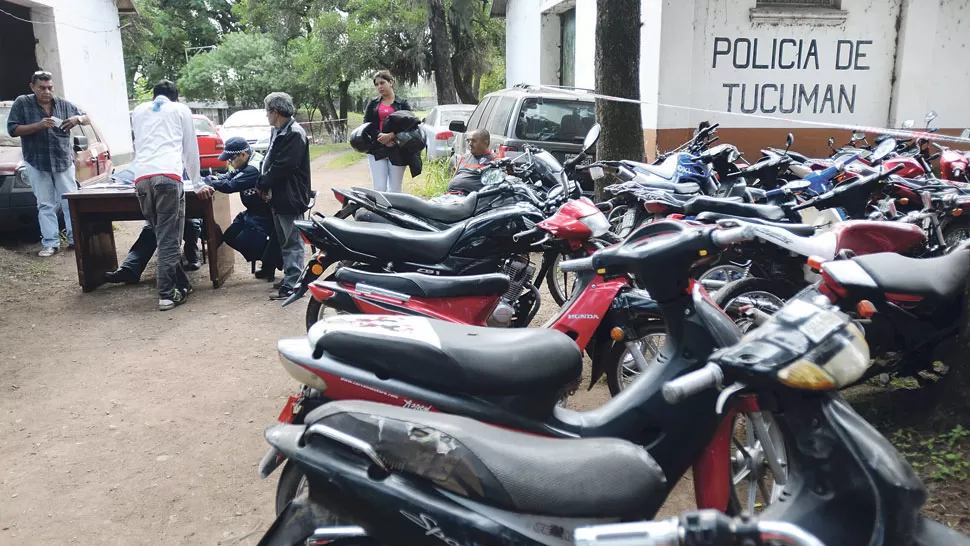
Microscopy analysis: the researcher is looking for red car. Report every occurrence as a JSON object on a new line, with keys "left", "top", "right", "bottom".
{"left": 193, "top": 115, "right": 227, "bottom": 172}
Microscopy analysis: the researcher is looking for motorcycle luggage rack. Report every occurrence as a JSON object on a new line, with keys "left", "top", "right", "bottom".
{"left": 304, "top": 423, "right": 390, "bottom": 472}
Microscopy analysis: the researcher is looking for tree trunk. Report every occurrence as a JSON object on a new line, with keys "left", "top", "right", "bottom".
{"left": 472, "top": 72, "right": 482, "bottom": 99}
{"left": 338, "top": 80, "right": 351, "bottom": 120}
{"left": 593, "top": 0, "right": 644, "bottom": 200}
{"left": 451, "top": 57, "right": 479, "bottom": 104}
{"left": 427, "top": 0, "right": 459, "bottom": 104}
{"left": 940, "top": 256, "right": 970, "bottom": 420}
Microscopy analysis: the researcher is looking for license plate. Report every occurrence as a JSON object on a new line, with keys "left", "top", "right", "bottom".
{"left": 621, "top": 209, "right": 636, "bottom": 229}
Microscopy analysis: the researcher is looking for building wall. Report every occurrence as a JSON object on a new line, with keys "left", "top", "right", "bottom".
{"left": 503, "top": 0, "right": 970, "bottom": 160}
{"left": 15, "top": 0, "right": 134, "bottom": 160}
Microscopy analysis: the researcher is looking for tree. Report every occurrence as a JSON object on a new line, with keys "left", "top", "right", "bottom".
{"left": 593, "top": 0, "right": 643, "bottom": 199}
{"left": 427, "top": 0, "right": 459, "bottom": 104}
{"left": 178, "top": 32, "right": 291, "bottom": 108}
{"left": 122, "top": 0, "right": 237, "bottom": 99}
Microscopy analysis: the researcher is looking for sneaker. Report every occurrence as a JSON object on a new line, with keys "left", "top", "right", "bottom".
{"left": 272, "top": 279, "right": 284, "bottom": 290}
{"left": 269, "top": 286, "right": 295, "bottom": 301}
{"left": 158, "top": 288, "right": 188, "bottom": 311}
{"left": 184, "top": 261, "right": 202, "bottom": 272}
{"left": 104, "top": 268, "right": 139, "bottom": 285}
{"left": 38, "top": 246, "right": 57, "bottom": 257}
{"left": 254, "top": 268, "right": 276, "bottom": 282}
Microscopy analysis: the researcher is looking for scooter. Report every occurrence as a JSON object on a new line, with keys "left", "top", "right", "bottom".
{"left": 256, "top": 255, "right": 970, "bottom": 546}
{"left": 260, "top": 221, "right": 786, "bottom": 519}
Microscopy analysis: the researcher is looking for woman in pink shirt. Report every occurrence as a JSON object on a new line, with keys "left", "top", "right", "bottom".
{"left": 363, "top": 70, "right": 412, "bottom": 193}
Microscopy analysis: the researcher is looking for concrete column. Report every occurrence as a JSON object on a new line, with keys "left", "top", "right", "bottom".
{"left": 574, "top": 0, "right": 596, "bottom": 89}
{"left": 888, "top": 0, "right": 940, "bottom": 128}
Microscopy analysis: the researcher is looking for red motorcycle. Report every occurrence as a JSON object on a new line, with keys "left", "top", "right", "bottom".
{"left": 260, "top": 221, "right": 783, "bottom": 518}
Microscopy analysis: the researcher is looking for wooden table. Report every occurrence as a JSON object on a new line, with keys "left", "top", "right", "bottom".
{"left": 65, "top": 175, "right": 235, "bottom": 292}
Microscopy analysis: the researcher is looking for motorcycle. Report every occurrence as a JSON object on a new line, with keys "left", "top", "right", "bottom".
{"left": 256, "top": 271, "right": 970, "bottom": 546}
{"left": 260, "top": 220, "right": 796, "bottom": 519}
{"left": 303, "top": 197, "right": 616, "bottom": 330}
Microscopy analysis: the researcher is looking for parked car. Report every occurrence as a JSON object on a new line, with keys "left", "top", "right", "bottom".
{"left": 420, "top": 104, "right": 476, "bottom": 160}
{"left": 449, "top": 84, "right": 597, "bottom": 191}
{"left": 193, "top": 114, "right": 227, "bottom": 173}
{"left": 0, "top": 100, "right": 112, "bottom": 230}
{"left": 218, "top": 109, "right": 272, "bottom": 153}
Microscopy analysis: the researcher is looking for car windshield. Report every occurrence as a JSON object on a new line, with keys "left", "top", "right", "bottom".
{"left": 0, "top": 108, "right": 20, "bottom": 147}
{"left": 223, "top": 110, "right": 268, "bottom": 128}
{"left": 439, "top": 109, "right": 475, "bottom": 125}
{"left": 193, "top": 117, "right": 215, "bottom": 136}
{"left": 514, "top": 98, "right": 596, "bottom": 144}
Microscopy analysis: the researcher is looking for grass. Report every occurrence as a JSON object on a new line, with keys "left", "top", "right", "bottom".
{"left": 404, "top": 155, "right": 452, "bottom": 199}
{"left": 892, "top": 425, "right": 970, "bottom": 481}
{"left": 327, "top": 151, "right": 366, "bottom": 169}
{"left": 309, "top": 142, "right": 352, "bottom": 161}
{"left": 28, "top": 262, "right": 52, "bottom": 276}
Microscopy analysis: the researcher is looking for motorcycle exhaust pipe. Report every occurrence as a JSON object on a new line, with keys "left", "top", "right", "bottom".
{"left": 310, "top": 526, "right": 367, "bottom": 544}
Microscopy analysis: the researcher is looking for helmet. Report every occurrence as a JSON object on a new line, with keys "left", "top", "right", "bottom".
{"left": 349, "top": 122, "right": 375, "bottom": 153}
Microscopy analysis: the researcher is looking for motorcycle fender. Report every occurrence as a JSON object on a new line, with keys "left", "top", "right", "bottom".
{"left": 691, "top": 282, "right": 742, "bottom": 348}
{"left": 587, "top": 290, "right": 662, "bottom": 389}
{"left": 282, "top": 254, "right": 332, "bottom": 307}
{"left": 258, "top": 424, "right": 304, "bottom": 479}
{"left": 311, "top": 281, "right": 361, "bottom": 314}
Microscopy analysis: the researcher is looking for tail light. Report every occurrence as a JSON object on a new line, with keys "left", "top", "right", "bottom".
{"left": 497, "top": 144, "right": 519, "bottom": 158}
{"left": 308, "top": 283, "right": 335, "bottom": 301}
{"left": 644, "top": 201, "right": 668, "bottom": 214}
{"left": 278, "top": 352, "right": 328, "bottom": 391}
{"left": 819, "top": 268, "right": 848, "bottom": 301}
{"left": 333, "top": 189, "right": 346, "bottom": 205}
{"left": 215, "top": 141, "right": 225, "bottom": 150}
{"left": 300, "top": 232, "right": 312, "bottom": 246}
{"left": 436, "top": 131, "right": 454, "bottom": 141}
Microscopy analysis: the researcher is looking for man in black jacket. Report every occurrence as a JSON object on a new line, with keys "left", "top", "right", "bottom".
{"left": 256, "top": 92, "right": 311, "bottom": 300}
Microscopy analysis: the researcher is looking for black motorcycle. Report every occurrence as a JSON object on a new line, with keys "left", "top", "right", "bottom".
{"left": 256, "top": 276, "right": 970, "bottom": 545}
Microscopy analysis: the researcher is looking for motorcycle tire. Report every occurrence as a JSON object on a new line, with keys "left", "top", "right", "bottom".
{"left": 943, "top": 219, "right": 970, "bottom": 250}
{"left": 713, "top": 277, "right": 799, "bottom": 334}
{"left": 605, "top": 323, "right": 667, "bottom": 396}
{"left": 275, "top": 461, "right": 349, "bottom": 527}
{"left": 547, "top": 252, "right": 580, "bottom": 306}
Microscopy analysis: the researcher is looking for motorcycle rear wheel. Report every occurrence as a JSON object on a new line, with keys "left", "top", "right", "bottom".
{"left": 605, "top": 324, "right": 667, "bottom": 396}
{"left": 713, "top": 277, "right": 799, "bottom": 333}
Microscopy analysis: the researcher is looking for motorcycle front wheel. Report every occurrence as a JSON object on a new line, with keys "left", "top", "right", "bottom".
{"left": 713, "top": 277, "right": 799, "bottom": 334}
{"left": 604, "top": 323, "right": 667, "bottom": 396}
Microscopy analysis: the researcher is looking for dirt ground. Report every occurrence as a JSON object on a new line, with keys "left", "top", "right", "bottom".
{"left": 0, "top": 153, "right": 696, "bottom": 545}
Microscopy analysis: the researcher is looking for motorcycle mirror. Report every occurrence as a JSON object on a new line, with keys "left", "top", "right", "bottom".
{"left": 925, "top": 110, "right": 938, "bottom": 125}
{"left": 871, "top": 138, "right": 896, "bottom": 162}
{"left": 851, "top": 131, "right": 866, "bottom": 141}
{"left": 963, "top": 129, "right": 970, "bottom": 139}
{"left": 785, "top": 133, "right": 794, "bottom": 148}
{"left": 583, "top": 123, "right": 602, "bottom": 153}
{"left": 589, "top": 165, "right": 605, "bottom": 180}
{"left": 828, "top": 136, "right": 836, "bottom": 148}
{"left": 901, "top": 119, "right": 916, "bottom": 129}
{"left": 784, "top": 180, "right": 811, "bottom": 192}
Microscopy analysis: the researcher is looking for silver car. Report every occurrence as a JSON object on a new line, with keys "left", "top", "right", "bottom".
{"left": 218, "top": 109, "right": 273, "bottom": 153}
{"left": 421, "top": 105, "right": 476, "bottom": 160}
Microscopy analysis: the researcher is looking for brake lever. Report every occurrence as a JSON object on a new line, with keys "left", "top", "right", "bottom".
{"left": 716, "top": 383, "right": 747, "bottom": 414}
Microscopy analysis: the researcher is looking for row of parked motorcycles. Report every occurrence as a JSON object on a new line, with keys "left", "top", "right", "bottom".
{"left": 254, "top": 113, "right": 970, "bottom": 545}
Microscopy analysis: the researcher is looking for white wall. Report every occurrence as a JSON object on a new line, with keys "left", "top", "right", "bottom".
{"left": 573, "top": 0, "right": 596, "bottom": 89}
{"left": 23, "top": 0, "right": 133, "bottom": 159}
{"left": 671, "top": 0, "right": 902, "bottom": 130}
{"left": 505, "top": 0, "right": 542, "bottom": 86}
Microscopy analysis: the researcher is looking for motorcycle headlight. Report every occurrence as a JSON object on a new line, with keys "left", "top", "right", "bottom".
{"left": 772, "top": 300, "right": 870, "bottom": 390}
{"left": 12, "top": 168, "right": 30, "bottom": 189}
{"left": 481, "top": 168, "right": 505, "bottom": 186}
{"left": 578, "top": 211, "right": 611, "bottom": 237}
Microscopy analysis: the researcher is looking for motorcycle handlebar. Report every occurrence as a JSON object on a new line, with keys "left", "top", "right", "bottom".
{"left": 792, "top": 163, "right": 905, "bottom": 211}
{"left": 710, "top": 225, "right": 755, "bottom": 247}
{"left": 559, "top": 256, "right": 595, "bottom": 272}
{"left": 662, "top": 363, "right": 723, "bottom": 404}
{"left": 576, "top": 512, "right": 824, "bottom": 546}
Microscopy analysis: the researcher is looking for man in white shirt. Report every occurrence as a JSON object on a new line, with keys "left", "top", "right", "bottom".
{"left": 130, "top": 80, "right": 211, "bottom": 311}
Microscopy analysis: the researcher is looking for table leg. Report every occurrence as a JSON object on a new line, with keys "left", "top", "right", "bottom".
{"left": 75, "top": 216, "right": 118, "bottom": 292}
{"left": 204, "top": 198, "right": 235, "bottom": 288}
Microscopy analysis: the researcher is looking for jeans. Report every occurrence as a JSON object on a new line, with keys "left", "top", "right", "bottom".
{"left": 119, "top": 219, "right": 201, "bottom": 279}
{"left": 367, "top": 155, "right": 405, "bottom": 193}
{"left": 134, "top": 176, "right": 189, "bottom": 300}
{"left": 273, "top": 212, "right": 305, "bottom": 290}
{"left": 24, "top": 162, "right": 76, "bottom": 248}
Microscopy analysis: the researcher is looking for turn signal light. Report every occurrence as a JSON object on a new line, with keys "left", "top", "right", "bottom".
{"left": 610, "top": 327, "right": 625, "bottom": 341}
{"left": 777, "top": 360, "right": 837, "bottom": 391}
{"left": 311, "top": 262, "right": 325, "bottom": 276}
{"left": 899, "top": 198, "right": 909, "bottom": 205}
{"left": 807, "top": 255, "right": 825, "bottom": 272}
{"left": 954, "top": 208, "right": 964, "bottom": 217}
{"left": 856, "top": 300, "right": 876, "bottom": 318}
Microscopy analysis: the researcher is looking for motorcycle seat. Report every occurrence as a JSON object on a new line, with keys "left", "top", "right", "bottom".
{"left": 311, "top": 315, "right": 582, "bottom": 395}
{"left": 853, "top": 247, "right": 970, "bottom": 307}
{"left": 321, "top": 217, "right": 464, "bottom": 264}
{"left": 626, "top": 157, "right": 678, "bottom": 180}
{"left": 305, "top": 400, "right": 667, "bottom": 518}
{"left": 354, "top": 186, "right": 479, "bottom": 224}
{"left": 683, "top": 196, "right": 788, "bottom": 222}
{"left": 335, "top": 267, "right": 511, "bottom": 298}
{"left": 694, "top": 212, "right": 816, "bottom": 236}
{"left": 632, "top": 176, "right": 701, "bottom": 195}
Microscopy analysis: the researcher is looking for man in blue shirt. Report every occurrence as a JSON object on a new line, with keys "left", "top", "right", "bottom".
{"left": 6, "top": 71, "right": 90, "bottom": 257}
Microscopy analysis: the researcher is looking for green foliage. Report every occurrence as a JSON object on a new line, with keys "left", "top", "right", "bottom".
{"left": 406, "top": 156, "right": 451, "bottom": 198}
{"left": 327, "top": 151, "right": 366, "bottom": 168}
{"left": 892, "top": 425, "right": 970, "bottom": 481}
{"left": 309, "top": 142, "right": 352, "bottom": 161}
{"left": 178, "top": 32, "right": 293, "bottom": 108}
{"left": 122, "top": 0, "right": 238, "bottom": 99}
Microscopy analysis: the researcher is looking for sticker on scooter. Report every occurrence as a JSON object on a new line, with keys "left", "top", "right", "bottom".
{"left": 400, "top": 510, "right": 461, "bottom": 546}
{"left": 567, "top": 314, "right": 600, "bottom": 320}
{"left": 322, "top": 315, "right": 442, "bottom": 348}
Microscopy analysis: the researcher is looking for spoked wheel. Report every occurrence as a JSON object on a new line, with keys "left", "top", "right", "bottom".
{"left": 713, "top": 278, "right": 798, "bottom": 334}
{"left": 696, "top": 264, "right": 748, "bottom": 297}
{"left": 305, "top": 297, "right": 348, "bottom": 332}
{"left": 943, "top": 221, "right": 970, "bottom": 251}
{"left": 547, "top": 252, "right": 580, "bottom": 306}
{"left": 605, "top": 324, "right": 667, "bottom": 396}
{"left": 728, "top": 412, "right": 789, "bottom": 514}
